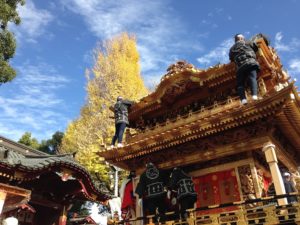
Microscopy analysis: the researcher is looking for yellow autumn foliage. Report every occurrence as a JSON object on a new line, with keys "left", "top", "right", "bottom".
{"left": 61, "top": 33, "right": 148, "bottom": 183}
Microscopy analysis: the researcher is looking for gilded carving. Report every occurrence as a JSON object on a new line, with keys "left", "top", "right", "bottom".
{"left": 238, "top": 165, "right": 254, "bottom": 199}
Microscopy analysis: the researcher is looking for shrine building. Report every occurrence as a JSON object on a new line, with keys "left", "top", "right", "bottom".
{"left": 0, "top": 136, "right": 111, "bottom": 225}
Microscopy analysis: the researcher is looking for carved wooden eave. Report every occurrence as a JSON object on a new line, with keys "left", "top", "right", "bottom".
{"left": 129, "top": 63, "right": 234, "bottom": 119}
{"left": 99, "top": 84, "right": 300, "bottom": 170}
{"left": 129, "top": 39, "right": 288, "bottom": 124}
{"left": 275, "top": 96, "right": 300, "bottom": 153}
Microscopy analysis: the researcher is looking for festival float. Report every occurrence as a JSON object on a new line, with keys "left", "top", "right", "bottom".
{"left": 100, "top": 36, "right": 300, "bottom": 224}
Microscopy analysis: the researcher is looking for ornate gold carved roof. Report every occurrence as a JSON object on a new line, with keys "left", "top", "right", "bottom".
{"left": 129, "top": 39, "right": 288, "bottom": 124}
{"left": 98, "top": 39, "right": 299, "bottom": 171}
{"left": 100, "top": 85, "right": 299, "bottom": 165}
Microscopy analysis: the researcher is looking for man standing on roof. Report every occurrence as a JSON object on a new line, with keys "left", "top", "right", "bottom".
{"left": 110, "top": 96, "right": 134, "bottom": 148}
{"left": 229, "top": 34, "right": 260, "bottom": 105}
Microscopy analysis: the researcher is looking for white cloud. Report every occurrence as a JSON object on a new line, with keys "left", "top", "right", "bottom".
{"left": 0, "top": 123, "right": 25, "bottom": 140}
{"left": 10, "top": 0, "right": 54, "bottom": 43}
{"left": 288, "top": 58, "right": 300, "bottom": 78}
{"left": 275, "top": 32, "right": 300, "bottom": 52}
{"left": 60, "top": 0, "right": 196, "bottom": 87}
{"left": 0, "top": 63, "right": 70, "bottom": 141}
{"left": 62, "top": 0, "right": 175, "bottom": 39}
{"left": 215, "top": 8, "right": 224, "bottom": 14}
{"left": 196, "top": 38, "right": 233, "bottom": 67}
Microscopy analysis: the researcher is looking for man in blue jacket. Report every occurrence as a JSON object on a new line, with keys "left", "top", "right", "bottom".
{"left": 111, "top": 96, "right": 134, "bottom": 148}
{"left": 229, "top": 34, "right": 260, "bottom": 105}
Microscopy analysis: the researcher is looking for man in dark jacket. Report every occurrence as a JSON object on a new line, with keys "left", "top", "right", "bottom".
{"left": 111, "top": 96, "right": 134, "bottom": 148}
{"left": 135, "top": 163, "right": 167, "bottom": 221}
{"left": 229, "top": 34, "right": 260, "bottom": 105}
{"left": 283, "top": 172, "right": 297, "bottom": 203}
{"left": 168, "top": 167, "right": 197, "bottom": 219}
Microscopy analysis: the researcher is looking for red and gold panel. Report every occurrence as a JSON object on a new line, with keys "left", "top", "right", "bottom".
{"left": 193, "top": 169, "right": 240, "bottom": 214}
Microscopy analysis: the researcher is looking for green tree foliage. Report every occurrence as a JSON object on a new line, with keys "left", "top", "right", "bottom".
{"left": 61, "top": 33, "right": 148, "bottom": 184}
{"left": 18, "top": 131, "right": 64, "bottom": 155}
{"left": 38, "top": 139, "right": 51, "bottom": 153}
{"left": 0, "top": 0, "right": 25, "bottom": 84}
{"left": 47, "top": 131, "right": 64, "bottom": 154}
{"left": 18, "top": 132, "right": 40, "bottom": 150}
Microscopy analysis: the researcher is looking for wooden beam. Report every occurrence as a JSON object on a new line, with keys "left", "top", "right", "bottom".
{"left": 0, "top": 183, "right": 31, "bottom": 198}
{"left": 157, "top": 136, "right": 270, "bottom": 170}
{"left": 30, "top": 194, "right": 63, "bottom": 210}
{"left": 188, "top": 158, "right": 254, "bottom": 177}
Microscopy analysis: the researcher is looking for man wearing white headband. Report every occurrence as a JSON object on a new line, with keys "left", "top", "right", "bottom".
{"left": 283, "top": 171, "right": 297, "bottom": 203}
{"left": 229, "top": 33, "right": 260, "bottom": 105}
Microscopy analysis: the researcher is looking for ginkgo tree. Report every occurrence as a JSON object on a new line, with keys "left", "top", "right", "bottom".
{"left": 61, "top": 33, "right": 148, "bottom": 184}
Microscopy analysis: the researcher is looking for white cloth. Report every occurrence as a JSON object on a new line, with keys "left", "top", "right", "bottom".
{"left": 109, "top": 197, "right": 122, "bottom": 220}
{"left": 138, "top": 198, "right": 142, "bottom": 207}
{"left": 119, "top": 179, "right": 130, "bottom": 202}
{"left": 284, "top": 172, "right": 291, "bottom": 177}
{"left": 90, "top": 203, "right": 108, "bottom": 225}
{"left": 2, "top": 217, "right": 18, "bottom": 225}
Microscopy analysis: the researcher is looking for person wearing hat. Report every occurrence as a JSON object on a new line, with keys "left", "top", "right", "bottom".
{"left": 283, "top": 172, "right": 297, "bottom": 203}
{"left": 110, "top": 96, "right": 134, "bottom": 148}
{"left": 229, "top": 34, "right": 260, "bottom": 105}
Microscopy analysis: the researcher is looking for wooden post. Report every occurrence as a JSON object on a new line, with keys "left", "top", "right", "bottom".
{"left": 58, "top": 206, "right": 67, "bottom": 225}
{"left": 133, "top": 176, "right": 143, "bottom": 222}
{"left": 186, "top": 209, "right": 195, "bottom": 225}
{"left": 0, "top": 190, "right": 7, "bottom": 215}
{"left": 249, "top": 163, "right": 261, "bottom": 198}
{"left": 262, "top": 142, "right": 288, "bottom": 205}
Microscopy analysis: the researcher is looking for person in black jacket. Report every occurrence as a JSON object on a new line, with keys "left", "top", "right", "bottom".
{"left": 168, "top": 167, "right": 197, "bottom": 219}
{"left": 111, "top": 96, "right": 134, "bottom": 148}
{"left": 229, "top": 34, "right": 260, "bottom": 105}
{"left": 135, "top": 163, "right": 167, "bottom": 221}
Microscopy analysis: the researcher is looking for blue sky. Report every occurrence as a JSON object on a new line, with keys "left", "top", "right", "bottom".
{"left": 0, "top": 0, "right": 300, "bottom": 141}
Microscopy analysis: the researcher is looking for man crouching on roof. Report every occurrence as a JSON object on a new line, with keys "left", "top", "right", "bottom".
{"left": 229, "top": 34, "right": 260, "bottom": 105}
